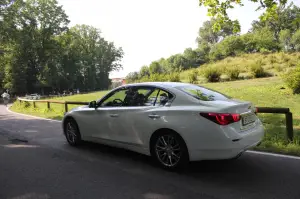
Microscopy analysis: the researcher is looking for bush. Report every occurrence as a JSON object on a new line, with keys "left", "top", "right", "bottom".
{"left": 226, "top": 67, "right": 240, "bottom": 80}
{"left": 268, "top": 55, "right": 277, "bottom": 64}
{"left": 282, "top": 66, "right": 300, "bottom": 94}
{"left": 149, "top": 73, "right": 168, "bottom": 82}
{"left": 275, "top": 64, "right": 283, "bottom": 72}
{"left": 22, "top": 101, "right": 31, "bottom": 108}
{"left": 168, "top": 72, "right": 181, "bottom": 82}
{"left": 203, "top": 67, "right": 221, "bottom": 82}
{"left": 250, "top": 64, "right": 266, "bottom": 78}
{"left": 187, "top": 69, "right": 198, "bottom": 83}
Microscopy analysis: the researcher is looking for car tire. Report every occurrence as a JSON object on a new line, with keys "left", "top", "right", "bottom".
{"left": 64, "top": 118, "right": 82, "bottom": 146}
{"left": 151, "top": 130, "right": 189, "bottom": 170}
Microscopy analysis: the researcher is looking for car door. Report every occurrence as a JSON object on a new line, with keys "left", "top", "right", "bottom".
{"left": 90, "top": 87, "right": 129, "bottom": 141}
{"left": 109, "top": 86, "right": 174, "bottom": 146}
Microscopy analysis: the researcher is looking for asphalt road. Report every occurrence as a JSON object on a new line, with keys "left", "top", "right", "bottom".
{"left": 1, "top": 105, "right": 300, "bottom": 199}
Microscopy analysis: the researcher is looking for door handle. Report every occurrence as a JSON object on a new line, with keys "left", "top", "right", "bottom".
{"left": 110, "top": 114, "right": 119, "bottom": 117}
{"left": 148, "top": 114, "right": 161, "bottom": 119}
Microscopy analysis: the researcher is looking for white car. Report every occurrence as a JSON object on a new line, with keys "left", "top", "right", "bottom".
{"left": 62, "top": 82, "right": 264, "bottom": 169}
{"left": 26, "top": 94, "right": 40, "bottom": 100}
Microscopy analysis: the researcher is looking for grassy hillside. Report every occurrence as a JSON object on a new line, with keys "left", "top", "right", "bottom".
{"left": 180, "top": 52, "right": 300, "bottom": 83}
{"left": 10, "top": 76, "right": 300, "bottom": 156}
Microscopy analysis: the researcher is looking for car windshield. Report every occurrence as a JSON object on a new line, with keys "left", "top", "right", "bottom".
{"left": 176, "top": 85, "right": 230, "bottom": 101}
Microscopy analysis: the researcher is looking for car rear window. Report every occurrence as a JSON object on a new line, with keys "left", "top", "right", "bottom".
{"left": 175, "top": 85, "right": 230, "bottom": 101}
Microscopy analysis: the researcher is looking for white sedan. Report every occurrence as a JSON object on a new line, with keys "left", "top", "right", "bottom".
{"left": 62, "top": 82, "right": 264, "bottom": 169}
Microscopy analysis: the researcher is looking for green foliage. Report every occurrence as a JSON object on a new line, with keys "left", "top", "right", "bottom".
{"left": 139, "top": 65, "right": 150, "bottom": 78}
{"left": 198, "top": 0, "right": 288, "bottom": 33}
{"left": 0, "top": 0, "right": 123, "bottom": 94}
{"left": 291, "top": 29, "right": 300, "bottom": 52}
{"left": 226, "top": 67, "right": 240, "bottom": 80}
{"left": 149, "top": 61, "right": 164, "bottom": 74}
{"left": 250, "top": 64, "right": 266, "bottom": 78}
{"left": 168, "top": 73, "right": 181, "bottom": 82}
{"left": 126, "top": 72, "right": 139, "bottom": 83}
{"left": 279, "top": 29, "right": 292, "bottom": 52}
{"left": 187, "top": 69, "right": 198, "bottom": 83}
{"left": 203, "top": 67, "right": 221, "bottom": 82}
{"left": 282, "top": 65, "right": 300, "bottom": 94}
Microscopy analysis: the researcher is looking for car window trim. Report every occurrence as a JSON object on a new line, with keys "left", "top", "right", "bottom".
{"left": 97, "top": 85, "right": 176, "bottom": 108}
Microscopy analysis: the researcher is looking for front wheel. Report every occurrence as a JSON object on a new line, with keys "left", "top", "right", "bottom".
{"left": 151, "top": 131, "right": 189, "bottom": 170}
{"left": 64, "top": 118, "right": 82, "bottom": 146}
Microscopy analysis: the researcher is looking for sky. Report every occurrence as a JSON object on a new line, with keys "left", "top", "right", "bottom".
{"left": 57, "top": 0, "right": 299, "bottom": 78}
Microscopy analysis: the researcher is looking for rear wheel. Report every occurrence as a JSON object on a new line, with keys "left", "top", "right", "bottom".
{"left": 151, "top": 131, "right": 189, "bottom": 170}
{"left": 64, "top": 118, "right": 82, "bottom": 146}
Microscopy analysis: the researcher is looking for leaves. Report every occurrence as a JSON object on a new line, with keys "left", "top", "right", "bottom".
{"left": 0, "top": 0, "right": 123, "bottom": 94}
{"left": 199, "top": 0, "right": 288, "bottom": 32}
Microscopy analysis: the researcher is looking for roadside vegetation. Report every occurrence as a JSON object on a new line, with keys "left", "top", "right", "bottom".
{"left": 10, "top": 76, "right": 300, "bottom": 156}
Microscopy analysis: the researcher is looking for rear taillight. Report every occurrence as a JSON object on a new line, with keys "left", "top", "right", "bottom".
{"left": 200, "top": 113, "right": 241, "bottom": 125}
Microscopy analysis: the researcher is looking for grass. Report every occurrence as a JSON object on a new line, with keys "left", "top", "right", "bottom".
{"left": 11, "top": 91, "right": 108, "bottom": 120}
{"left": 10, "top": 76, "right": 300, "bottom": 156}
{"left": 179, "top": 52, "right": 300, "bottom": 83}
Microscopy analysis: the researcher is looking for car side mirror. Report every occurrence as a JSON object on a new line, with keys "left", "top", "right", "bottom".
{"left": 88, "top": 100, "right": 97, "bottom": 109}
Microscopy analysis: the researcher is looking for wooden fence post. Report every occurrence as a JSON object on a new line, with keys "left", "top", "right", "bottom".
{"left": 64, "top": 103, "right": 68, "bottom": 113}
{"left": 286, "top": 112, "right": 294, "bottom": 141}
{"left": 47, "top": 102, "right": 50, "bottom": 109}
{"left": 33, "top": 101, "right": 36, "bottom": 108}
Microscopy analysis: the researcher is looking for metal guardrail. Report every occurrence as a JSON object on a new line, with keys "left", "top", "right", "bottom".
{"left": 16, "top": 98, "right": 294, "bottom": 141}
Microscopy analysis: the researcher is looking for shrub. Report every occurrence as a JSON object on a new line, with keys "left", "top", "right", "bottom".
{"left": 149, "top": 73, "right": 168, "bottom": 82}
{"left": 250, "top": 64, "right": 266, "bottom": 78}
{"left": 268, "top": 55, "right": 277, "bottom": 64}
{"left": 226, "top": 67, "right": 240, "bottom": 80}
{"left": 187, "top": 69, "right": 198, "bottom": 83}
{"left": 275, "top": 64, "right": 283, "bottom": 72}
{"left": 203, "top": 67, "right": 221, "bottom": 82}
{"left": 22, "top": 101, "right": 31, "bottom": 108}
{"left": 168, "top": 72, "right": 181, "bottom": 82}
{"left": 282, "top": 66, "right": 300, "bottom": 94}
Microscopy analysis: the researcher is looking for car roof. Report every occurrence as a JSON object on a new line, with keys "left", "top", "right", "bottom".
{"left": 124, "top": 82, "right": 194, "bottom": 89}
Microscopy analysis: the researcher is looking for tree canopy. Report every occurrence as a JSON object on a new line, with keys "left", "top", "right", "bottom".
{"left": 198, "top": 0, "right": 289, "bottom": 32}
{"left": 0, "top": 0, "right": 123, "bottom": 94}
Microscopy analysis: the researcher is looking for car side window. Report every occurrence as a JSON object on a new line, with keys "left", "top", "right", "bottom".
{"left": 146, "top": 88, "right": 173, "bottom": 106}
{"left": 122, "top": 87, "right": 154, "bottom": 107}
{"left": 100, "top": 88, "right": 128, "bottom": 107}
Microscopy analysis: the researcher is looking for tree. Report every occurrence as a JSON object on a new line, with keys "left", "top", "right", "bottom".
{"left": 196, "top": 19, "right": 239, "bottom": 47}
{"left": 279, "top": 29, "right": 292, "bottom": 52}
{"left": 139, "top": 65, "right": 150, "bottom": 78}
{"left": 251, "top": 3, "right": 300, "bottom": 41}
{"left": 183, "top": 48, "right": 198, "bottom": 67}
{"left": 198, "top": 0, "right": 289, "bottom": 32}
{"left": 126, "top": 72, "right": 139, "bottom": 83}
{"left": 210, "top": 35, "right": 244, "bottom": 60}
{"left": 0, "top": 0, "right": 124, "bottom": 94}
{"left": 291, "top": 29, "right": 300, "bottom": 51}
{"left": 149, "top": 61, "right": 163, "bottom": 74}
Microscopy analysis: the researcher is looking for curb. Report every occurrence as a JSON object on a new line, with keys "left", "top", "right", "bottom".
{"left": 6, "top": 105, "right": 61, "bottom": 123}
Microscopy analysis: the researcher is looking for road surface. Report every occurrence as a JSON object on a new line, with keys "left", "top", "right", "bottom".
{"left": 1, "top": 105, "right": 300, "bottom": 199}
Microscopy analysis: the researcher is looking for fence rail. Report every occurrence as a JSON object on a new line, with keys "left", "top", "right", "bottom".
{"left": 17, "top": 97, "right": 89, "bottom": 112}
{"left": 16, "top": 98, "right": 294, "bottom": 141}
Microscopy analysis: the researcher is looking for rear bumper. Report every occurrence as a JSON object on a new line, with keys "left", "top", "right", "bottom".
{"left": 189, "top": 121, "right": 264, "bottom": 161}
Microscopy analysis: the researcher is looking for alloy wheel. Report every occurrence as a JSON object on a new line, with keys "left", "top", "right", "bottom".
{"left": 155, "top": 134, "right": 181, "bottom": 167}
{"left": 66, "top": 122, "right": 77, "bottom": 144}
